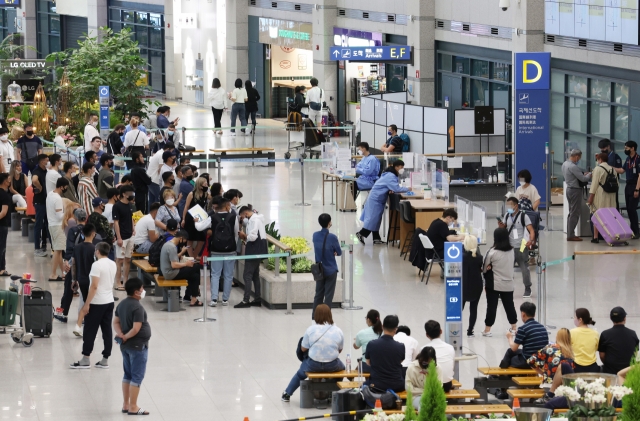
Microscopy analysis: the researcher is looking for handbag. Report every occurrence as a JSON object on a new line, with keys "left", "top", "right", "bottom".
{"left": 482, "top": 248, "right": 495, "bottom": 290}
{"left": 109, "top": 135, "right": 126, "bottom": 167}
{"left": 123, "top": 132, "right": 141, "bottom": 157}
{"left": 310, "top": 231, "right": 329, "bottom": 282}
{"left": 296, "top": 325, "right": 333, "bottom": 362}
{"left": 361, "top": 385, "right": 399, "bottom": 409}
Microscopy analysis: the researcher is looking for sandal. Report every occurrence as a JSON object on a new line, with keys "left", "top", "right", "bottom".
{"left": 0, "top": 271, "right": 11, "bottom": 276}
{"left": 128, "top": 408, "right": 149, "bottom": 416}
{"left": 189, "top": 301, "right": 203, "bottom": 307}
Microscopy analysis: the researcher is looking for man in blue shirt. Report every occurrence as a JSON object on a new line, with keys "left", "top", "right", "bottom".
{"left": 311, "top": 214, "right": 342, "bottom": 319}
{"left": 156, "top": 106, "right": 180, "bottom": 129}
{"left": 500, "top": 302, "right": 549, "bottom": 369}
{"left": 599, "top": 139, "right": 623, "bottom": 210}
{"left": 354, "top": 142, "right": 380, "bottom": 199}
{"left": 124, "top": 113, "right": 147, "bottom": 136}
{"left": 623, "top": 140, "right": 640, "bottom": 238}
{"left": 177, "top": 165, "right": 193, "bottom": 216}
{"left": 381, "top": 124, "right": 403, "bottom": 153}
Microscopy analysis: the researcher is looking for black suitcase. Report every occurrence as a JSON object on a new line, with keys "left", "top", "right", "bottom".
{"left": 331, "top": 388, "right": 366, "bottom": 421}
{"left": 24, "top": 289, "right": 53, "bottom": 337}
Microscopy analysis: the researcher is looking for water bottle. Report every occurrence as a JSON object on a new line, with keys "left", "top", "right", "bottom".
{"left": 345, "top": 354, "right": 351, "bottom": 373}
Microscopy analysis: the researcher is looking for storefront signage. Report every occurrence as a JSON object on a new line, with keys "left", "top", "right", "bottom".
{"left": 444, "top": 242, "right": 463, "bottom": 322}
{"left": 0, "top": 0, "right": 20, "bottom": 7}
{"left": 258, "top": 18, "right": 313, "bottom": 50}
{"left": 1, "top": 59, "right": 50, "bottom": 69}
{"left": 329, "top": 46, "right": 411, "bottom": 61}
{"left": 98, "top": 86, "right": 110, "bottom": 134}
{"left": 515, "top": 52, "right": 551, "bottom": 207}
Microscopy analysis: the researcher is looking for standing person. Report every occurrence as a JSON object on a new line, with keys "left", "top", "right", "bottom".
{"left": 599, "top": 138, "right": 624, "bottom": 210}
{"left": 305, "top": 77, "right": 324, "bottom": 127}
{"left": 599, "top": 307, "right": 639, "bottom": 375}
{"left": 244, "top": 80, "right": 260, "bottom": 133}
{"left": 380, "top": 125, "right": 403, "bottom": 153}
{"left": 224, "top": 189, "right": 243, "bottom": 213}
{"left": 124, "top": 113, "right": 148, "bottom": 136}
{"left": 394, "top": 325, "right": 420, "bottom": 375}
{"left": 161, "top": 151, "right": 177, "bottom": 181}
{"left": 177, "top": 165, "right": 193, "bottom": 216}
{"left": 498, "top": 197, "right": 536, "bottom": 297}
{"left": 78, "top": 162, "right": 99, "bottom": 214}
{"left": 45, "top": 154, "right": 62, "bottom": 194}
{"left": 60, "top": 162, "right": 79, "bottom": 203}
{"left": 83, "top": 113, "right": 100, "bottom": 150}
{"left": 16, "top": 123, "right": 43, "bottom": 175}
{"left": 208, "top": 197, "right": 241, "bottom": 307}
{"left": 106, "top": 124, "right": 126, "bottom": 156}
{"left": 8, "top": 161, "right": 28, "bottom": 208}
{"left": 365, "top": 315, "right": 405, "bottom": 392}
{"left": 422, "top": 320, "right": 456, "bottom": 392}
{"left": 155, "top": 190, "right": 181, "bottom": 235}
{"left": 114, "top": 277, "right": 151, "bottom": 416}
{"left": 165, "top": 124, "right": 181, "bottom": 148}
{"left": 357, "top": 160, "right": 409, "bottom": 244}
{"left": 462, "top": 235, "right": 483, "bottom": 337}
{"left": 146, "top": 142, "right": 174, "bottom": 207}
{"left": 208, "top": 78, "right": 227, "bottom": 136}
{"left": 31, "top": 154, "right": 49, "bottom": 257}
{"left": 482, "top": 227, "right": 518, "bottom": 336}
{"left": 500, "top": 302, "right": 550, "bottom": 369}
{"left": 158, "top": 173, "right": 177, "bottom": 206}
{"left": 129, "top": 151, "right": 152, "bottom": 213}
{"left": 113, "top": 185, "right": 136, "bottom": 290}
{"left": 172, "top": 165, "right": 183, "bottom": 198}
{"left": 353, "top": 309, "right": 383, "bottom": 372}
{"left": 515, "top": 169, "right": 542, "bottom": 211}
{"left": 622, "top": 140, "right": 640, "bottom": 238}
{"left": 0, "top": 127, "right": 12, "bottom": 173}
{"left": 571, "top": 308, "right": 600, "bottom": 373}
{"left": 70, "top": 241, "right": 116, "bottom": 369}
{"left": 311, "top": 213, "right": 342, "bottom": 318}
{"left": 159, "top": 221, "right": 202, "bottom": 306}
{"left": 46, "top": 178, "right": 70, "bottom": 282}
{"left": 88, "top": 137, "right": 105, "bottom": 170}
{"left": 0, "top": 173, "right": 12, "bottom": 276}
{"left": 182, "top": 176, "right": 209, "bottom": 257}
{"left": 97, "top": 154, "right": 115, "bottom": 199}
{"left": 235, "top": 206, "right": 267, "bottom": 308}
{"left": 587, "top": 152, "right": 617, "bottom": 243}
{"left": 133, "top": 202, "right": 160, "bottom": 254}
{"left": 89, "top": 197, "right": 114, "bottom": 246}
{"left": 123, "top": 118, "right": 148, "bottom": 169}
{"left": 562, "top": 149, "right": 592, "bottom": 241}
{"left": 229, "top": 78, "right": 248, "bottom": 136}
{"left": 70, "top": 223, "right": 99, "bottom": 336}
{"left": 354, "top": 142, "right": 380, "bottom": 198}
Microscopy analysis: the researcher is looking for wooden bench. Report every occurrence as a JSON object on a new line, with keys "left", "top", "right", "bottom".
{"left": 15, "top": 207, "right": 26, "bottom": 213}
{"left": 474, "top": 367, "right": 538, "bottom": 402}
{"left": 507, "top": 388, "right": 545, "bottom": 401}
{"left": 513, "top": 376, "right": 543, "bottom": 386}
{"left": 396, "top": 389, "right": 481, "bottom": 401}
{"left": 131, "top": 252, "right": 148, "bottom": 259}
{"left": 477, "top": 367, "right": 538, "bottom": 376}
{"left": 306, "top": 370, "right": 369, "bottom": 379}
{"left": 337, "top": 380, "right": 463, "bottom": 393}
{"left": 154, "top": 275, "right": 188, "bottom": 312}
{"left": 384, "top": 404, "right": 513, "bottom": 416}
{"left": 210, "top": 147, "right": 276, "bottom": 167}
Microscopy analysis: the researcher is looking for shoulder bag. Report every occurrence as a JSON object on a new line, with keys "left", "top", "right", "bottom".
{"left": 123, "top": 132, "right": 141, "bottom": 158}
{"left": 361, "top": 385, "right": 400, "bottom": 409}
{"left": 310, "top": 232, "right": 329, "bottom": 281}
{"left": 296, "top": 325, "right": 333, "bottom": 362}
{"left": 482, "top": 248, "right": 495, "bottom": 291}
{"left": 109, "top": 135, "right": 126, "bottom": 167}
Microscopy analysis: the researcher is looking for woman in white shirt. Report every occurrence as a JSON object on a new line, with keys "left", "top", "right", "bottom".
{"left": 53, "top": 126, "right": 78, "bottom": 163}
{"left": 123, "top": 118, "right": 149, "bottom": 169}
{"left": 229, "top": 78, "right": 248, "bottom": 136}
{"left": 515, "top": 169, "right": 541, "bottom": 211}
{"left": 208, "top": 78, "right": 227, "bottom": 136}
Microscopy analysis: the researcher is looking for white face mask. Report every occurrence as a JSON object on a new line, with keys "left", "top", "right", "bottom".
{"left": 0, "top": 135, "right": 7, "bottom": 141}
{"left": 166, "top": 198, "right": 175, "bottom": 206}
{"left": 242, "top": 218, "right": 249, "bottom": 226}
{"left": 519, "top": 178, "right": 526, "bottom": 185}
{"left": 139, "top": 289, "right": 146, "bottom": 299}
{"left": 398, "top": 168, "right": 404, "bottom": 175}
{"left": 357, "top": 150, "right": 363, "bottom": 156}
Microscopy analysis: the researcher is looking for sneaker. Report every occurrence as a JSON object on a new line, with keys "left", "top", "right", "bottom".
{"left": 355, "top": 232, "right": 365, "bottom": 245}
{"left": 523, "top": 287, "right": 532, "bottom": 298}
{"left": 54, "top": 307, "right": 64, "bottom": 316}
{"left": 73, "top": 325, "right": 83, "bottom": 337}
{"left": 209, "top": 300, "right": 217, "bottom": 307}
{"left": 481, "top": 331, "right": 493, "bottom": 337}
{"left": 53, "top": 314, "right": 68, "bottom": 323}
{"left": 495, "top": 391, "right": 509, "bottom": 400}
{"left": 94, "top": 361, "right": 109, "bottom": 369}
{"left": 234, "top": 301, "right": 251, "bottom": 308}
{"left": 230, "top": 132, "right": 236, "bottom": 137}
{"left": 250, "top": 299, "right": 262, "bottom": 307}
{"left": 34, "top": 249, "right": 47, "bottom": 257}
{"left": 222, "top": 300, "right": 229, "bottom": 306}
{"left": 69, "top": 361, "right": 90, "bottom": 369}
{"left": 467, "top": 331, "right": 475, "bottom": 338}
{"left": 281, "top": 392, "right": 291, "bottom": 402}
{"left": 373, "top": 239, "right": 384, "bottom": 245}
{"left": 508, "top": 328, "right": 518, "bottom": 335}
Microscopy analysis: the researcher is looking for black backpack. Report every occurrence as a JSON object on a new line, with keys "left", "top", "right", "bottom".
{"left": 599, "top": 165, "right": 619, "bottom": 193}
{"left": 148, "top": 235, "right": 168, "bottom": 267}
{"left": 209, "top": 213, "right": 236, "bottom": 253}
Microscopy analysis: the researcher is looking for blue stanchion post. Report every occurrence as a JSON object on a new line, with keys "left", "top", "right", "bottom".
{"left": 295, "top": 156, "right": 310, "bottom": 206}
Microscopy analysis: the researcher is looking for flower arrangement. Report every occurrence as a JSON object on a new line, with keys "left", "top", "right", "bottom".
{"left": 361, "top": 412, "right": 405, "bottom": 421}
{"left": 266, "top": 236, "right": 314, "bottom": 273}
{"left": 555, "top": 376, "right": 633, "bottom": 420}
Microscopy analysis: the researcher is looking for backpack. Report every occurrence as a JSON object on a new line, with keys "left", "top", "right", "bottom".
{"left": 209, "top": 213, "right": 236, "bottom": 253}
{"left": 399, "top": 133, "right": 410, "bottom": 152}
{"left": 599, "top": 165, "right": 618, "bottom": 193}
{"left": 148, "top": 235, "right": 168, "bottom": 267}
{"left": 287, "top": 111, "right": 302, "bottom": 131}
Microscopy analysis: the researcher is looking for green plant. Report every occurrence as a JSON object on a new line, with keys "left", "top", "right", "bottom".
{"left": 417, "top": 361, "right": 446, "bottom": 421}
{"left": 404, "top": 389, "right": 417, "bottom": 421}
{"left": 622, "top": 364, "right": 640, "bottom": 421}
{"left": 265, "top": 221, "right": 280, "bottom": 240}
{"left": 20, "top": 105, "right": 31, "bottom": 124}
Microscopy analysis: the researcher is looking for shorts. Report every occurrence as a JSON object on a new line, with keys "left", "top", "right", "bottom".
{"left": 49, "top": 225, "right": 66, "bottom": 251}
{"left": 115, "top": 237, "right": 134, "bottom": 259}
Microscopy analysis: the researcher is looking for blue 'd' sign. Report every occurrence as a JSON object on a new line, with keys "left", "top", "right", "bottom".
{"left": 444, "top": 242, "right": 463, "bottom": 322}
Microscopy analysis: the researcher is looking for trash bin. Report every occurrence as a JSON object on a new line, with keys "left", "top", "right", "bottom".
{"left": 28, "top": 223, "right": 35, "bottom": 243}
{"left": 22, "top": 219, "right": 32, "bottom": 237}
{"left": 11, "top": 213, "right": 21, "bottom": 231}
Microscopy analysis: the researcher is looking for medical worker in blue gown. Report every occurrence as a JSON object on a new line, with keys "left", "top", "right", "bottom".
{"left": 356, "top": 159, "right": 409, "bottom": 245}
{"left": 353, "top": 142, "right": 380, "bottom": 199}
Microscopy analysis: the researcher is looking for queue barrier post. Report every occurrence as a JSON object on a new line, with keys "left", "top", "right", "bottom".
{"left": 295, "top": 156, "right": 310, "bottom": 206}
{"left": 274, "top": 245, "right": 280, "bottom": 278}
{"left": 341, "top": 244, "right": 362, "bottom": 311}
{"left": 286, "top": 252, "right": 293, "bottom": 315}
{"left": 217, "top": 156, "right": 222, "bottom": 183}
{"left": 194, "top": 258, "right": 216, "bottom": 323}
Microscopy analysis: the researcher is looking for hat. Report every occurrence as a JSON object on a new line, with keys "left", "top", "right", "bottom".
{"left": 162, "top": 150, "right": 176, "bottom": 161}
{"left": 166, "top": 219, "right": 179, "bottom": 232}
{"left": 92, "top": 197, "right": 107, "bottom": 207}
{"left": 610, "top": 307, "right": 627, "bottom": 323}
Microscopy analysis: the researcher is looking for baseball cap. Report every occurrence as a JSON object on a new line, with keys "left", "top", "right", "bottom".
{"left": 162, "top": 150, "right": 176, "bottom": 161}
{"left": 92, "top": 197, "right": 107, "bottom": 207}
{"left": 166, "top": 219, "right": 179, "bottom": 232}
{"left": 610, "top": 307, "right": 627, "bottom": 323}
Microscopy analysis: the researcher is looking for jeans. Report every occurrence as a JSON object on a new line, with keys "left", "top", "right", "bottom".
{"left": 0, "top": 226, "right": 7, "bottom": 271}
{"left": 34, "top": 203, "right": 49, "bottom": 250}
{"left": 230, "top": 103, "right": 247, "bottom": 133}
{"left": 625, "top": 183, "right": 640, "bottom": 236}
{"left": 285, "top": 358, "right": 345, "bottom": 396}
{"left": 514, "top": 249, "right": 532, "bottom": 288}
{"left": 210, "top": 255, "right": 235, "bottom": 301}
{"left": 566, "top": 187, "right": 583, "bottom": 237}
{"left": 82, "top": 302, "right": 114, "bottom": 358}
{"left": 122, "top": 346, "right": 149, "bottom": 387}
{"left": 312, "top": 272, "right": 337, "bottom": 319}
{"left": 243, "top": 259, "right": 261, "bottom": 302}
{"left": 148, "top": 183, "right": 160, "bottom": 208}
{"left": 484, "top": 290, "right": 518, "bottom": 327}
{"left": 211, "top": 107, "right": 224, "bottom": 129}
{"left": 463, "top": 299, "right": 479, "bottom": 334}
{"left": 134, "top": 240, "right": 154, "bottom": 254}
{"left": 500, "top": 348, "right": 530, "bottom": 369}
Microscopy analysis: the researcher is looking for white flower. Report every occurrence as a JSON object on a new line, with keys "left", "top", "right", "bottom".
{"left": 609, "top": 385, "right": 634, "bottom": 400}
{"left": 555, "top": 386, "right": 581, "bottom": 401}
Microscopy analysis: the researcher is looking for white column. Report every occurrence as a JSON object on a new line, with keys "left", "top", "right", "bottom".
{"left": 20, "top": 1, "right": 37, "bottom": 59}
{"left": 407, "top": 1, "right": 435, "bottom": 106}
{"left": 87, "top": 0, "right": 108, "bottom": 42}
{"left": 165, "top": 0, "right": 176, "bottom": 99}
{"left": 226, "top": 0, "right": 249, "bottom": 87}
{"left": 312, "top": 0, "right": 338, "bottom": 113}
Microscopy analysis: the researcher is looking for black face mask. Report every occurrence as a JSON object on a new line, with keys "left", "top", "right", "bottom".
{"left": 26, "top": 131, "right": 33, "bottom": 136}
{"left": 201, "top": 186, "right": 208, "bottom": 191}
{"left": 170, "top": 179, "right": 176, "bottom": 186}
{"left": 625, "top": 149, "right": 632, "bottom": 156}
{"left": 185, "top": 175, "right": 193, "bottom": 181}
{"left": 62, "top": 188, "right": 68, "bottom": 194}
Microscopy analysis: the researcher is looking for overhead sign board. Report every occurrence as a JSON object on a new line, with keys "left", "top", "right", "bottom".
{"left": 258, "top": 18, "right": 313, "bottom": 50}
{"left": 0, "top": 0, "right": 20, "bottom": 7}
{"left": 329, "top": 46, "right": 411, "bottom": 61}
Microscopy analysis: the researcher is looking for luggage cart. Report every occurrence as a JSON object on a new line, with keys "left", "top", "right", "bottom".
{"left": 285, "top": 117, "right": 326, "bottom": 159}
{"left": 0, "top": 276, "right": 36, "bottom": 347}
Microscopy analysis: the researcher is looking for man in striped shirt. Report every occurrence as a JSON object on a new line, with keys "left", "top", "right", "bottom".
{"left": 500, "top": 302, "right": 549, "bottom": 369}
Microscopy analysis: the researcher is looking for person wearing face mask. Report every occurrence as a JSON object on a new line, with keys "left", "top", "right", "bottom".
{"left": 159, "top": 172, "right": 177, "bottom": 206}
{"left": 182, "top": 176, "right": 210, "bottom": 257}
{"left": 129, "top": 152, "right": 152, "bottom": 213}
{"left": 160, "top": 150, "right": 177, "bottom": 180}
{"left": 381, "top": 124, "right": 403, "bottom": 153}
{"left": 570, "top": 308, "right": 600, "bottom": 373}
{"left": 8, "top": 160, "right": 28, "bottom": 208}
{"left": 561, "top": 149, "right": 592, "bottom": 241}
{"left": 223, "top": 189, "right": 243, "bottom": 214}
{"left": 514, "top": 169, "right": 541, "bottom": 211}
{"left": 46, "top": 177, "right": 71, "bottom": 282}
{"left": 165, "top": 123, "right": 181, "bottom": 148}
{"left": 424, "top": 209, "right": 466, "bottom": 279}
{"left": 587, "top": 152, "right": 618, "bottom": 244}
{"left": 16, "top": 123, "right": 43, "bottom": 174}
{"left": 622, "top": 140, "right": 640, "bottom": 239}
{"left": 0, "top": 173, "right": 13, "bottom": 276}
{"left": 114, "top": 277, "right": 152, "bottom": 416}
{"left": 83, "top": 113, "right": 101, "bottom": 151}
{"left": 160, "top": 221, "right": 202, "bottom": 306}
{"left": 97, "top": 154, "right": 115, "bottom": 199}
{"left": 357, "top": 160, "right": 410, "bottom": 245}
{"left": 78, "top": 162, "right": 99, "bottom": 214}
{"left": 31, "top": 154, "right": 50, "bottom": 257}
{"left": 310, "top": 213, "right": 343, "bottom": 318}
{"left": 60, "top": 162, "right": 79, "bottom": 204}
{"left": 147, "top": 142, "right": 174, "bottom": 208}
{"left": 89, "top": 197, "right": 115, "bottom": 246}
{"left": 354, "top": 142, "right": 380, "bottom": 200}
{"left": 0, "top": 127, "right": 12, "bottom": 173}
{"left": 236, "top": 206, "right": 267, "bottom": 308}
{"left": 45, "top": 154, "right": 62, "bottom": 194}
{"left": 177, "top": 165, "right": 194, "bottom": 216}
{"left": 155, "top": 190, "right": 181, "bottom": 236}
{"left": 113, "top": 185, "right": 137, "bottom": 291}
{"left": 598, "top": 139, "right": 624, "bottom": 211}
{"left": 406, "top": 346, "right": 439, "bottom": 410}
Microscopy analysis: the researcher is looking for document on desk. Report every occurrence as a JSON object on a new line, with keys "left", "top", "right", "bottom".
{"left": 481, "top": 156, "right": 498, "bottom": 168}
{"left": 448, "top": 157, "right": 463, "bottom": 169}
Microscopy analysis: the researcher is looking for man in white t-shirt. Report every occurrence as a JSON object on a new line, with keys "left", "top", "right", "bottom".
{"left": 0, "top": 127, "right": 13, "bottom": 173}
{"left": 394, "top": 325, "right": 420, "bottom": 374}
{"left": 305, "top": 77, "right": 324, "bottom": 126}
{"left": 146, "top": 142, "right": 174, "bottom": 206}
{"left": 45, "top": 154, "right": 62, "bottom": 194}
{"left": 133, "top": 202, "right": 159, "bottom": 254}
{"left": 422, "top": 320, "right": 456, "bottom": 392}
{"left": 46, "top": 177, "right": 69, "bottom": 283}
{"left": 70, "top": 241, "right": 116, "bottom": 369}
{"left": 84, "top": 113, "right": 101, "bottom": 151}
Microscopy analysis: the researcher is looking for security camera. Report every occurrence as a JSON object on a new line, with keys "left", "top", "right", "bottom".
{"left": 499, "top": 0, "right": 510, "bottom": 11}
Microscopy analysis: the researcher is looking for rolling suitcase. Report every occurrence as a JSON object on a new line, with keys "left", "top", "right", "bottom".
{"left": 331, "top": 388, "right": 366, "bottom": 421}
{"left": 0, "top": 289, "right": 18, "bottom": 326}
{"left": 591, "top": 208, "right": 633, "bottom": 246}
{"left": 24, "top": 288, "right": 53, "bottom": 337}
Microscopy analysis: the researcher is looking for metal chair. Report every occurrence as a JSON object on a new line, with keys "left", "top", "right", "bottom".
{"left": 386, "top": 193, "right": 401, "bottom": 247}
{"left": 418, "top": 233, "right": 444, "bottom": 285}
{"left": 399, "top": 201, "right": 415, "bottom": 259}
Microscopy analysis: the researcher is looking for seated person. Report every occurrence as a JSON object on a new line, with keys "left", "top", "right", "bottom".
{"left": 406, "top": 346, "right": 439, "bottom": 410}
{"left": 527, "top": 328, "right": 575, "bottom": 402}
{"left": 354, "top": 142, "right": 380, "bottom": 197}
{"left": 501, "top": 302, "right": 549, "bottom": 369}
{"left": 599, "top": 306, "right": 639, "bottom": 375}
{"left": 422, "top": 320, "right": 455, "bottom": 392}
{"left": 394, "top": 325, "right": 419, "bottom": 377}
{"left": 353, "top": 309, "right": 383, "bottom": 373}
{"left": 159, "top": 220, "right": 202, "bottom": 307}
{"left": 281, "top": 304, "right": 344, "bottom": 402}
{"left": 133, "top": 202, "right": 160, "bottom": 254}
{"left": 381, "top": 124, "right": 402, "bottom": 153}
{"left": 425, "top": 209, "right": 465, "bottom": 277}
{"left": 365, "top": 315, "right": 405, "bottom": 392}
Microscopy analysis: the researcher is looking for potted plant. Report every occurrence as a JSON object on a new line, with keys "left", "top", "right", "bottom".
{"left": 417, "top": 361, "right": 446, "bottom": 421}
{"left": 621, "top": 364, "right": 640, "bottom": 421}
{"left": 555, "top": 374, "right": 633, "bottom": 421}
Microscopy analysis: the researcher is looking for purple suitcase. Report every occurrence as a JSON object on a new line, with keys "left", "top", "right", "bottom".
{"left": 591, "top": 208, "right": 633, "bottom": 246}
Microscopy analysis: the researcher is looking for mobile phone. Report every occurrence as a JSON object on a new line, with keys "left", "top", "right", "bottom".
{"left": 496, "top": 216, "right": 502, "bottom": 222}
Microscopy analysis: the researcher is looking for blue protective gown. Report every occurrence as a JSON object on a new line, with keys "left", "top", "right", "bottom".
{"left": 360, "top": 171, "right": 409, "bottom": 231}
{"left": 355, "top": 155, "right": 380, "bottom": 190}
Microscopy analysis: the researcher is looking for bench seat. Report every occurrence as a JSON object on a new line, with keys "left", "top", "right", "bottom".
{"left": 477, "top": 367, "right": 538, "bottom": 376}
{"left": 154, "top": 275, "right": 187, "bottom": 312}
{"left": 131, "top": 252, "right": 148, "bottom": 259}
{"left": 507, "top": 389, "right": 545, "bottom": 400}
{"left": 395, "top": 389, "right": 481, "bottom": 400}
{"left": 210, "top": 147, "right": 275, "bottom": 153}
{"left": 132, "top": 260, "right": 157, "bottom": 273}
{"left": 305, "top": 370, "right": 369, "bottom": 379}
{"left": 513, "top": 376, "right": 543, "bottom": 386}
{"left": 384, "top": 404, "right": 513, "bottom": 416}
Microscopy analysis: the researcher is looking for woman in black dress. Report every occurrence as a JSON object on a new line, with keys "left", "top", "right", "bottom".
{"left": 182, "top": 175, "right": 210, "bottom": 257}
{"left": 462, "top": 234, "right": 484, "bottom": 338}
{"left": 244, "top": 80, "right": 261, "bottom": 133}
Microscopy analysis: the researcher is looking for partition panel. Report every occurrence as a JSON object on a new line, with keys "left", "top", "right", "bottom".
{"left": 375, "top": 124, "right": 388, "bottom": 149}
{"left": 404, "top": 105, "right": 424, "bottom": 132}
{"left": 404, "top": 131, "right": 423, "bottom": 153}
{"left": 374, "top": 100, "right": 387, "bottom": 126}
{"left": 387, "top": 102, "right": 404, "bottom": 129}
{"left": 361, "top": 97, "right": 375, "bottom": 123}
{"left": 424, "top": 107, "right": 448, "bottom": 135}
{"left": 382, "top": 92, "right": 407, "bottom": 102}
{"left": 361, "top": 122, "right": 375, "bottom": 145}
{"left": 424, "top": 133, "right": 448, "bottom": 155}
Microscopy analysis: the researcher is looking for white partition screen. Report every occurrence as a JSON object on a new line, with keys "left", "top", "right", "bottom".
{"left": 375, "top": 124, "right": 388, "bottom": 149}
{"left": 374, "top": 100, "right": 387, "bottom": 126}
{"left": 424, "top": 107, "right": 448, "bottom": 135}
{"left": 404, "top": 105, "right": 423, "bottom": 132}
{"left": 361, "top": 97, "right": 375, "bottom": 123}
{"left": 361, "top": 122, "right": 375, "bottom": 146}
{"left": 382, "top": 92, "right": 407, "bottom": 103}
{"left": 454, "top": 109, "right": 476, "bottom": 137}
{"left": 424, "top": 133, "right": 448, "bottom": 155}
{"left": 387, "top": 102, "right": 404, "bottom": 129}
{"left": 405, "top": 131, "right": 423, "bottom": 153}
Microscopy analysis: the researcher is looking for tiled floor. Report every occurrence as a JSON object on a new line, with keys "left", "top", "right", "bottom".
{"left": 1, "top": 101, "right": 639, "bottom": 420}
